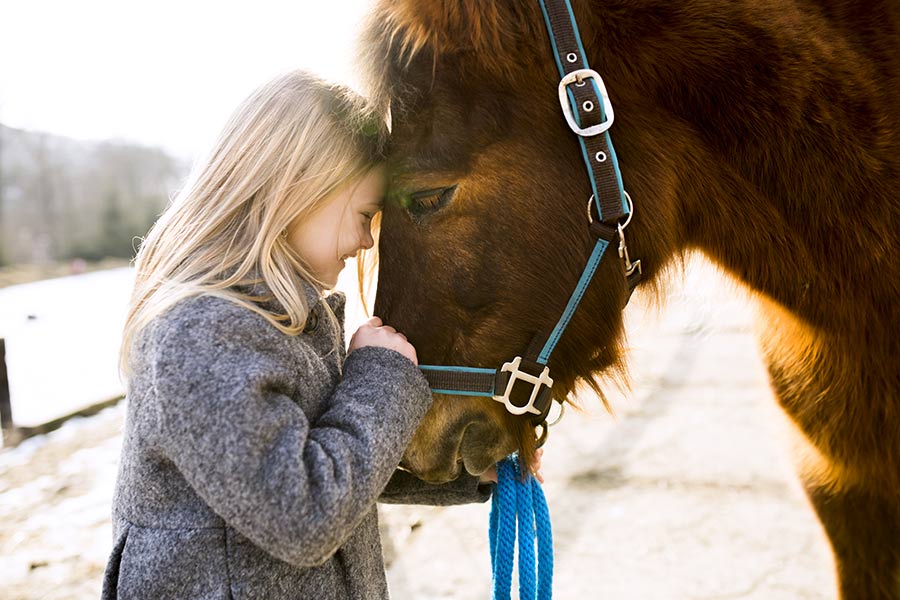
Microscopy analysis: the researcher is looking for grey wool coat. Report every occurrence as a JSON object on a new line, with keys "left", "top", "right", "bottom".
{"left": 101, "top": 283, "right": 490, "bottom": 599}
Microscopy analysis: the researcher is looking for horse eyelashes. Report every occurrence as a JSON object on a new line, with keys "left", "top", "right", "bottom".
{"left": 406, "top": 184, "right": 458, "bottom": 221}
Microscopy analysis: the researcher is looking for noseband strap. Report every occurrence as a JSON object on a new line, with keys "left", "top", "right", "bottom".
{"left": 418, "top": 0, "right": 642, "bottom": 426}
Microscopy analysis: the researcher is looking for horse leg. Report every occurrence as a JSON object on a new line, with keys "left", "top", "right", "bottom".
{"left": 757, "top": 300, "right": 900, "bottom": 599}
{"left": 805, "top": 484, "right": 900, "bottom": 599}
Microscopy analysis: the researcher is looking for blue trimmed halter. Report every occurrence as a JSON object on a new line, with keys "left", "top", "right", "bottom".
{"left": 418, "top": 0, "right": 642, "bottom": 430}
{"left": 416, "top": 3, "right": 644, "bottom": 599}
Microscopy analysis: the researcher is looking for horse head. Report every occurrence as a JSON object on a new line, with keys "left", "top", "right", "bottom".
{"left": 362, "top": 0, "right": 682, "bottom": 483}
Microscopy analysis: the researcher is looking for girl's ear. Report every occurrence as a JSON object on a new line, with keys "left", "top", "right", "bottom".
{"left": 366, "top": 0, "right": 542, "bottom": 66}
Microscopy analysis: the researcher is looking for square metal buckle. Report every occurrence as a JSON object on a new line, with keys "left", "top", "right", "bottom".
{"left": 558, "top": 68, "right": 615, "bottom": 137}
{"left": 492, "top": 357, "right": 554, "bottom": 416}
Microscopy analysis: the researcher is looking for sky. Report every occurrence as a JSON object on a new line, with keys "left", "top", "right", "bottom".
{"left": 0, "top": 0, "right": 375, "bottom": 160}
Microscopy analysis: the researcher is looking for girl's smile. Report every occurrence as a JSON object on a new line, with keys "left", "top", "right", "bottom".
{"left": 287, "top": 167, "right": 384, "bottom": 288}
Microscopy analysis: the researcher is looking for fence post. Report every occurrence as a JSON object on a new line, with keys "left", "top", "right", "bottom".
{"left": 0, "top": 338, "right": 12, "bottom": 433}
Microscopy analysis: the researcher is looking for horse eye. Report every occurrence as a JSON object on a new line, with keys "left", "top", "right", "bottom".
{"left": 405, "top": 185, "right": 458, "bottom": 221}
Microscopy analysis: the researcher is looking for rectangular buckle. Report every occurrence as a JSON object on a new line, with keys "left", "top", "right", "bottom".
{"left": 492, "top": 357, "right": 554, "bottom": 416}
{"left": 558, "top": 68, "right": 615, "bottom": 137}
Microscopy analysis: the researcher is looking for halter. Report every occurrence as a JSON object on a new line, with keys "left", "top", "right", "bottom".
{"left": 419, "top": 0, "right": 642, "bottom": 434}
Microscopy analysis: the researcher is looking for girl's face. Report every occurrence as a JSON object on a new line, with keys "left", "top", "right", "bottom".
{"left": 287, "top": 167, "right": 384, "bottom": 288}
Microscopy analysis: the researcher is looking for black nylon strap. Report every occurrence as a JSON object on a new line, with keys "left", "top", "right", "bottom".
{"left": 522, "top": 219, "right": 619, "bottom": 370}
{"left": 543, "top": 0, "right": 584, "bottom": 77}
{"left": 589, "top": 220, "right": 617, "bottom": 242}
{"left": 423, "top": 366, "right": 553, "bottom": 424}
{"left": 626, "top": 268, "right": 642, "bottom": 299}
{"left": 543, "top": 0, "right": 626, "bottom": 224}
{"left": 422, "top": 369, "right": 497, "bottom": 396}
{"left": 584, "top": 134, "right": 626, "bottom": 224}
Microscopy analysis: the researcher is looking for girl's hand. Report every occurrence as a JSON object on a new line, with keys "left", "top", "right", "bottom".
{"left": 479, "top": 448, "right": 545, "bottom": 484}
{"left": 348, "top": 317, "right": 418, "bottom": 365}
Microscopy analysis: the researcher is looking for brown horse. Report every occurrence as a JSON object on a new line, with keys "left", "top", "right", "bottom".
{"left": 361, "top": 1, "right": 900, "bottom": 597}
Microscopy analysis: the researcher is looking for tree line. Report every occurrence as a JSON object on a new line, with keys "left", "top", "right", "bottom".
{"left": 0, "top": 124, "right": 189, "bottom": 267}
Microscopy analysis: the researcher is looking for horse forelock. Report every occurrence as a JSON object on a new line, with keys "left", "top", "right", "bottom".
{"left": 358, "top": 0, "right": 548, "bottom": 113}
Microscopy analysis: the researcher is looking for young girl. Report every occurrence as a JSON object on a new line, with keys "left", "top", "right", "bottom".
{"left": 101, "top": 70, "right": 492, "bottom": 599}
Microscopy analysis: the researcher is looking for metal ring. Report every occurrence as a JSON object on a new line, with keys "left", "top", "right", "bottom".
{"left": 595, "top": 151, "right": 607, "bottom": 162}
{"left": 619, "top": 191, "right": 635, "bottom": 229}
{"left": 535, "top": 421, "right": 549, "bottom": 448}
{"left": 546, "top": 401, "right": 565, "bottom": 427}
{"left": 582, "top": 100, "right": 594, "bottom": 112}
{"left": 589, "top": 191, "right": 635, "bottom": 227}
{"left": 566, "top": 52, "right": 578, "bottom": 63}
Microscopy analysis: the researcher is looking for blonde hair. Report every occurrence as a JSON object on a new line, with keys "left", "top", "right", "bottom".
{"left": 120, "top": 70, "right": 387, "bottom": 377}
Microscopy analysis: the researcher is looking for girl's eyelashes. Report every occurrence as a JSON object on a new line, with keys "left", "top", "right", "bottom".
{"left": 360, "top": 209, "right": 380, "bottom": 225}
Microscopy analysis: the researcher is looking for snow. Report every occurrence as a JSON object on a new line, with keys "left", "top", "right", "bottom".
{"left": 0, "top": 268, "right": 135, "bottom": 429}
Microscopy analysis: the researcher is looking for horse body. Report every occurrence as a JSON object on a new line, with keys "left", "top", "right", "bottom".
{"left": 363, "top": 1, "right": 900, "bottom": 596}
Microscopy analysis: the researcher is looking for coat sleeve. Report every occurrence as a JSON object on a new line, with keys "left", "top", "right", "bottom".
{"left": 148, "top": 300, "right": 432, "bottom": 568}
{"left": 378, "top": 469, "right": 492, "bottom": 506}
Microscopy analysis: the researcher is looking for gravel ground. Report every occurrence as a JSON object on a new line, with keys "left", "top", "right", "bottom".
{"left": 0, "top": 259, "right": 837, "bottom": 599}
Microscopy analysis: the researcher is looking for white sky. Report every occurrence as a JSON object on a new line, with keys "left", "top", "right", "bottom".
{"left": 0, "top": 0, "right": 375, "bottom": 160}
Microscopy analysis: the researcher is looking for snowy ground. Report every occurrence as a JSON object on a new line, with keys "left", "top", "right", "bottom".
{"left": 0, "top": 258, "right": 837, "bottom": 599}
{"left": 0, "top": 268, "right": 134, "bottom": 429}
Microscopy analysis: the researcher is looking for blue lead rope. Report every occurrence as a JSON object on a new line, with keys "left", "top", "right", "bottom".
{"left": 489, "top": 456, "right": 553, "bottom": 600}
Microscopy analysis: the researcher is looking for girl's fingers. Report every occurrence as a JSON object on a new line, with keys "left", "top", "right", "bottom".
{"left": 479, "top": 465, "right": 498, "bottom": 484}
{"left": 367, "top": 316, "right": 383, "bottom": 327}
{"left": 533, "top": 448, "right": 544, "bottom": 483}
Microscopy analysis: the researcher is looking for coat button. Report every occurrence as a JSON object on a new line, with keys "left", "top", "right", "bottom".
{"left": 303, "top": 310, "right": 319, "bottom": 334}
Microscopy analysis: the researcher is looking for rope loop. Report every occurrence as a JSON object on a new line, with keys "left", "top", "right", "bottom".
{"left": 490, "top": 455, "right": 554, "bottom": 600}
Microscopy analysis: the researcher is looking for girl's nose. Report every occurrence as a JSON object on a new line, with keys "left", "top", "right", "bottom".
{"left": 359, "top": 229, "right": 375, "bottom": 250}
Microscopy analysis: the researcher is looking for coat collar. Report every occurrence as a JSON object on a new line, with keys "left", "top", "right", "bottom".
{"left": 238, "top": 275, "right": 346, "bottom": 326}
{"left": 301, "top": 279, "right": 346, "bottom": 324}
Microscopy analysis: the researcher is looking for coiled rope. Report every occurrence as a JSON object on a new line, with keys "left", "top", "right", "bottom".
{"left": 489, "top": 455, "right": 553, "bottom": 600}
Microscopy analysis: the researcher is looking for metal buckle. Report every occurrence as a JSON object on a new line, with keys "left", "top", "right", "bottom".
{"left": 558, "top": 68, "right": 615, "bottom": 137}
{"left": 493, "top": 356, "right": 554, "bottom": 416}
{"left": 618, "top": 224, "right": 642, "bottom": 277}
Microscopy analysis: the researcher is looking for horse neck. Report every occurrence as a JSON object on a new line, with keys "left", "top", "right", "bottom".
{"left": 577, "top": 0, "right": 900, "bottom": 336}
{"left": 639, "top": 126, "right": 900, "bottom": 337}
